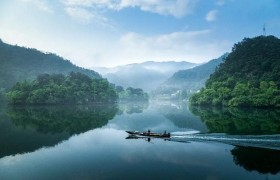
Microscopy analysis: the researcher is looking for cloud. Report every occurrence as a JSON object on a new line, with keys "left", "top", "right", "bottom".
{"left": 61, "top": 0, "right": 199, "bottom": 32}
{"left": 64, "top": 6, "right": 116, "bottom": 29}
{"left": 206, "top": 10, "right": 218, "bottom": 22}
{"left": 119, "top": 0, "right": 198, "bottom": 18}
{"left": 53, "top": 29, "right": 231, "bottom": 68}
{"left": 217, "top": 0, "right": 225, "bottom": 6}
{"left": 62, "top": 0, "right": 199, "bottom": 18}
{"left": 65, "top": 6, "right": 108, "bottom": 24}
{"left": 65, "top": 7, "right": 94, "bottom": 22}
{"left": 20, "top": 0, "right": 54, "bottom": 13}
{"left": 99, "top": 29, "right": 230, "bottom": 66}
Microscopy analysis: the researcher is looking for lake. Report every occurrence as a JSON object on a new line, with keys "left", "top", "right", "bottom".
{"left": 0, "top": 101, "right": 280, "bottom": 180}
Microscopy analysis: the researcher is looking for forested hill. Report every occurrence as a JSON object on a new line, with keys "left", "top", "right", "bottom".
{"left": 191, "top": 35, "right": 280, "bottom": 107}
{"left": 0, "top": 39, "right": 100, "bottom": 90}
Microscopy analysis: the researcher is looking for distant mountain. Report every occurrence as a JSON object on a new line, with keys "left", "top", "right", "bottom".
{"left": 92, "top": 61, "right": 198, "bottom": 92}
{"left": 153, "top": 53, "right": 228, "bottom": 97}
{"left": 0, "top": 39, "right": 100, "bottom": 90}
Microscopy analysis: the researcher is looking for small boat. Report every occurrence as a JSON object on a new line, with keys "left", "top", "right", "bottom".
{"left": 126, "top": 130, "right": 171, "bottom": 138}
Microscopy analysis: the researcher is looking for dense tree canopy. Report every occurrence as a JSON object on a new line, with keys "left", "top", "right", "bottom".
{"left": 190, "top": 36, "right": 280, "bottom": 107}
{"left": 6, "top": 72, "right": 118, "bottom": 105}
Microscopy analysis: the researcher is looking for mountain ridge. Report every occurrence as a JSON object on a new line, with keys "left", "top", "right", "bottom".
{"left": 92, "top": 61, "right": 198, "bottom": 91}
{"left": 93, "top": 61, "right": 198, "bottom": 75}
{"left": 0, "top": 39, "right": 101, "bottom": 90}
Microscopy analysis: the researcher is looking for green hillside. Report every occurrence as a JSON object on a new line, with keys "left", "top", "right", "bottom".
{"left": 190, "top": 36, "right": 280, "bottom": 107}
{"left": 0, "top": 39, "right": 100, "bottom": 90}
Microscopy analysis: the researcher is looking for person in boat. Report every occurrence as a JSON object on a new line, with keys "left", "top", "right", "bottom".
{"left": 147, "top": 129, "right": 151, "bottom": 135}
{"left": 163, "top": 130, "right": 170, "bottom": 137}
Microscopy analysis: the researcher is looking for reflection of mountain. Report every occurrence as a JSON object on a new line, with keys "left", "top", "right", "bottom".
{"left": 0, "top": 105, "right": 117, "bottom": 158}
{"left": 190, "top": 106, "right": 280, "bottom": 135}
{"left": 154, "top": 102, "right": 208, "bottom": 132}
{"left": 117, "top": 101, "right": 149, "bottom": 115}
{"left": 231, "top": 146, "right": 280, "bottom": 174}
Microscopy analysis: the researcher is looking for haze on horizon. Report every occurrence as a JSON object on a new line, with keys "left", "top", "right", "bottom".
{"left": 0, "top": 0, "right": 279, "bottom": 68}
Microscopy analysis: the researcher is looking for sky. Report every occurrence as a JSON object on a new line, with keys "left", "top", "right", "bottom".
{"left": 0, "top": 0, "right": 280, "bottom": 68}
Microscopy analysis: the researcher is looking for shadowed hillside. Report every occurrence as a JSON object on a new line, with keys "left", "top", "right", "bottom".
{"left": 0, "top": 39, "right": 100, "bottom": 90}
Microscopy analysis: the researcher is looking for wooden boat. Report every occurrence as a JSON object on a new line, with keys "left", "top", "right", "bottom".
{"left": 126, "top": 131, "right": 171, "bottom": 138}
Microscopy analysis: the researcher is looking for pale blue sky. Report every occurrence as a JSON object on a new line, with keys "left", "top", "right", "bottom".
{"left": 0, "top": 0, "right": 279, "bottom": 67}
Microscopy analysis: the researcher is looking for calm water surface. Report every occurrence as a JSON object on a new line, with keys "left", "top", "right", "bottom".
{"left": 0, "top": 101, "right": 280, "bottom": 180}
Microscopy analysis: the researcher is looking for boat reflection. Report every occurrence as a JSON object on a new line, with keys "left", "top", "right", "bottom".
{"left": 126, "top": 135, "right": 170, "bottom": 142}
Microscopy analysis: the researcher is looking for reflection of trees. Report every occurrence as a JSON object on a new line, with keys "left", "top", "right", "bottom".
{"left": 231, "top": 146, "right": 280, "bottom": 174}
{"left": 0, "top": 105, "right": 118, "bottom": 158}
{"left": 118, "top": 101, "right": 149, "bottom": 114}
{"left": 190, "top": 106, "right": 280, "bottom": 135}
{"left": 157, "top": 102, "right": 208, "bottom": 131}
{"left": 8, "top": 105, "right": 118, "bottom": 135}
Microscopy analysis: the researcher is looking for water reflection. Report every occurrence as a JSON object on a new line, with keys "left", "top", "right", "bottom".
{"left": 153, "top": 101, "right": 208, "bottom": 132}
{"left": 232, "top": 146, "right": 280, "bottom": 174}
{"left": 117, "top": 101, "right": 149, "bottom": 114}
{"left": 190, "top": 106, "right": 280, "bottom": 135}
{"left": 0, "top": 104, "right": 118, "bottom": 158}
{"left": 1, "top": 102, "right": 280, "bottom": 179}
{"left": 2, "top": 128, "right": 279, "bottom": 180}
{"left": 107, "top": 101, "right": 207, "bottom": 133}
{"left": 0, "top": 129, "right": 246, "bottom": 180}
{"left": 8, "top": 105, "right": 118, "bottom": 134}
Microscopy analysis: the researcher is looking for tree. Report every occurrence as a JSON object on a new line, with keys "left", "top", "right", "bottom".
{"left": 7, "top": 72, "right": 118, "bottom": 105}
